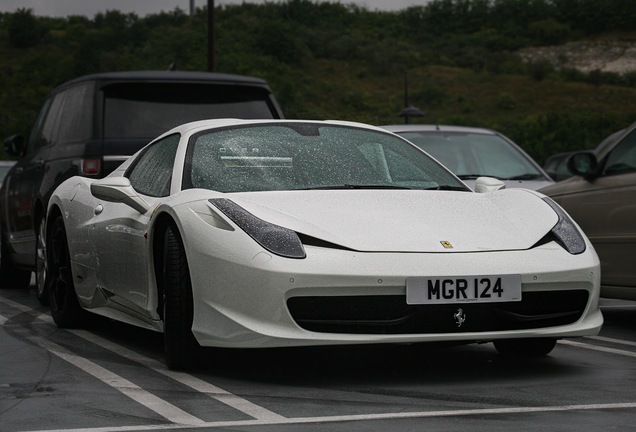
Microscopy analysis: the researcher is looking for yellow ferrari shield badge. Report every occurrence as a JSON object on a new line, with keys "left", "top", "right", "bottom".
{"left": 440, "top": 241, "right": 453, "bottom": 249}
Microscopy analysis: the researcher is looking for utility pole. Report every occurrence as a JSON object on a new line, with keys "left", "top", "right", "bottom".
{"left": 207, "top": 0, "right": 215, "bottom": 72}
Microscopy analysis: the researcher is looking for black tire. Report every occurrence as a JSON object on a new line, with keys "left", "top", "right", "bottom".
{"left": 494, "top": 338, "right": 557, "bottom": 357}
{"left": 0, "top": 229, "right": 32, "bottom": 290}
{"left": 163, "top": 225, "right": 199, "bottom": 370}
{"left": 35, "top": 217, "right": 50, "bottom": 305}
{"left": 48, "top": 216, "right": 86, "bottom": 328}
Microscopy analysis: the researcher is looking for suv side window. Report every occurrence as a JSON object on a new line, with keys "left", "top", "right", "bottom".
{"left": 127, "top": 134, "right": 180, "bottom": 197}
{"left": 38, "top": 92, "right": 65, "bottom": 148}
{"left": 57, "top": 83, "right": 93, "bottom": 144}
{"left": 604, "top": 129, "right": 636, "bottom": 176}
{"left": 25, "top": 97, "right": 52, "bottom": 156}
{"left": 35, "top": 83, "right": 93, "bottom": 150}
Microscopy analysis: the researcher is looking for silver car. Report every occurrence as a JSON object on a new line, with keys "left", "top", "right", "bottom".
{"left": 382, "top": 125, "right": 554, "bottom": 190}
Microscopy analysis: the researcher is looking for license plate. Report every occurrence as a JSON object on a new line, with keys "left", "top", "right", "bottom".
{"left": 406, "top": 275, "right": 522, "bottom": 305}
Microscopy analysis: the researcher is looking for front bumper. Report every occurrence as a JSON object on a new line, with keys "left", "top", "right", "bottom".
{"left": 184, "top": 226, "right": 602, "bottom": 348}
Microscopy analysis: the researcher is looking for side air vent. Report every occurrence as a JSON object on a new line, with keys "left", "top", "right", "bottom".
{"left": 296, "top": 233, "right": 355, "bottom": 251}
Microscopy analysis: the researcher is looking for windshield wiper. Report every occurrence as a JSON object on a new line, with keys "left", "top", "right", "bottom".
{"left": 424, "top": 185, "right": 470, "bottom": 191}
{"left": 458, "top": 173, "right": 543, "bottom": 181}
{"left": 301, "top": 184, "right": 412, "bottom": 190}
{"left": 503, "top": 173, "right": 544, "bottom": 180}
{"left": 457, "top": 174, "right": 490, "bottom": 180}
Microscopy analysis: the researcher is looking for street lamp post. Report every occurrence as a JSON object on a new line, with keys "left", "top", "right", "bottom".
{"left": 399, "top": 74, "right": 424, "bottom": 124}
{"left": 399, "top": 105, "right": 425, "bottom": 124}
{"left": 208, "top": 0, "right": 215, "bottom": 72}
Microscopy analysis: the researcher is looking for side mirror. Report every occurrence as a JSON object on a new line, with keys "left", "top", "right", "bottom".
{"left": 4, "top": 135, "right": 25, "bottom": 157}
{"left": 474, "top": 176, "right": 506, "bottom": 193}
{"left": 567, "top": 151, "right": 598, "bottom": 180}
{"left": 90, "top": 177, "right": 151, "bottom": 214}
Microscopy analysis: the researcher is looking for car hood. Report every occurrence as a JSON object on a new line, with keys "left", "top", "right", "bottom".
{"left": 225, "top": 189, "right": 557, "bottom": 253}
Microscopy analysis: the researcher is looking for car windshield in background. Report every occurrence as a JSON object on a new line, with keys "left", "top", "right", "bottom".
{"left": 104, "top": 83, "right": 277, "bottom": 139}
{"left": 398, "top": 131, "right": 544, "bottom": 181}
{"left": 184, "top": 123, "right": 468, "bottom": 193}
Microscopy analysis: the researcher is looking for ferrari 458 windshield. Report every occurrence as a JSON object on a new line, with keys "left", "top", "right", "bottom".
{"left": 183, "top": 123, "right": 467, "bottom": 193}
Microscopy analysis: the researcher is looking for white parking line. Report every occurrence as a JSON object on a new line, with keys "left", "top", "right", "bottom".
{"left": 0, "top": 313, "right": 7, "bottom": 325}
{"left": 0, "top": 297, "right": 284, "bottom": 422}
{"left": 5, "top": 297, "right": 636, "bottom": 432}
{"left": 26, "top": 333, "right": 206, "bottom": 426}
{"left": 22, "top": 401, "right": 636, "bottom": 432}
{"left": 587, "top": 335, "right": 636, "bottom": 348}
{"left": 70, "top": 329, "right": 286, "bottom": 422}
{"left": 0, "top": 299, "right": 53, "bottom": 325}
{"left": 37, "top": 312, "right": 54, "bottom": 324}
{"left": 560, "top": 339, "right": 636, "bottom": 358}
{"left": 600, "top": 304, "right": 636, "bottom": 309}
{"left": 0, "top": 297, "right": 40, "bottom": 314}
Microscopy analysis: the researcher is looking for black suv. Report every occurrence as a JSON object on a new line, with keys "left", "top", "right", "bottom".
{"left": 0, "top": 70, "right": 284, "bottom": 301}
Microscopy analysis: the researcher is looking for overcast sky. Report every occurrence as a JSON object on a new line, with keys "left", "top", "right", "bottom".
{"left": 0, "top": 0, "right": 430, "bottom": 17}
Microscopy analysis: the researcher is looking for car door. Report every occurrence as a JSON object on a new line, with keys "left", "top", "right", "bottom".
{"left": 90, "top": 134, "right": 180, "bottom": 318}
{"left": 552, "top": 128, "right": 636, "bottom": 289}
{"left": 3, "top": 95, "right": 56, "bottom": 265}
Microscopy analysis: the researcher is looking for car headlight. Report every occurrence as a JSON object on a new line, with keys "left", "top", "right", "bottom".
{"left": 542, "top": 197, "right": 586, "bottom": 255}
{"left": 209, "top": 198, "right": 306, "bottom": 259}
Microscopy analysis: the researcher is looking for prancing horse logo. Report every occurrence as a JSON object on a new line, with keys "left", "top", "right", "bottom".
{"left": 453, "top": 308, "right": 466, "bottom": 327}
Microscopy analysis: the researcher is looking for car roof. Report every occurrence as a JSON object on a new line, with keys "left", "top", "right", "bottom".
{"left": 156, "top": 118, "right": 388, "bottom": 139}
{"left": 380, "top": 124, "right": 498, "bottom": 135}
{"left": 54, "top": 70, "right": 271, "bottom": 91}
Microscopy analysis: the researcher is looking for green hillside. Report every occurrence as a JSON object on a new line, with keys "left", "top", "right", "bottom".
{"left": 1, "top": 0, "right": 636, "bottom": 163}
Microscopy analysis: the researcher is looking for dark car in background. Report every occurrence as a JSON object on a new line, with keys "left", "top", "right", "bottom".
{"left": 0, "top": 70, "right": 284, "bottom": 301}
{"left": 541, "top": 122, "right": 636, "bottom": 300}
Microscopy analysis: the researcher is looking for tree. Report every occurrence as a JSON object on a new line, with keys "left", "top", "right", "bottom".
{"left": 8, "top": 8, "right": 46, "bottom": 48}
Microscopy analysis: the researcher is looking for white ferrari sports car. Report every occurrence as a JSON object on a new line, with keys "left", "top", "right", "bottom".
{"left": 44, "top": 119, "right": 602, "bottom": 369}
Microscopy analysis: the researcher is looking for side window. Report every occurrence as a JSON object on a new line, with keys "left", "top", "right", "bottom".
{"left": 34, "top": 83, "right": 94, "bottom": 151}
{"left": 56, "top": 83, "right": 93, "bottom": 144}
{"left": 38, "top": 92, "right": 66, "bottom": 148}
{"left": 604, "top": 129, "right": 636, "bottom": 176}
{"left": 25, "top": 97, "right": 53, "bottom": 155}
{"left": 127, "top": 134, "right": 180, "bottom": 197}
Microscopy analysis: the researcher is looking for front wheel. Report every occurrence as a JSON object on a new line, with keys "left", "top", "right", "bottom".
{"left": 48, "top": 216, "right": 86, "bottom": 328}
{"left": 494, "top": 338, "right": 557, "bottom": 357}
{"left": 162, "top": 225, "right": 199, "bottom": 370}
{"left": 0, "top": 229, "right": 32, "bottom": 290}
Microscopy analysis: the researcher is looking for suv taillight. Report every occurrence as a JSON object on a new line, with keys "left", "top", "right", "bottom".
{"left": 80, "top": 158, "right": 101, "bottom": 176}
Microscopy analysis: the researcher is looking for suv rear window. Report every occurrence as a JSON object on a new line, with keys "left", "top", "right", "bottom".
{"left": 103, "top": 83, "right": 278, "bottom": 139}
